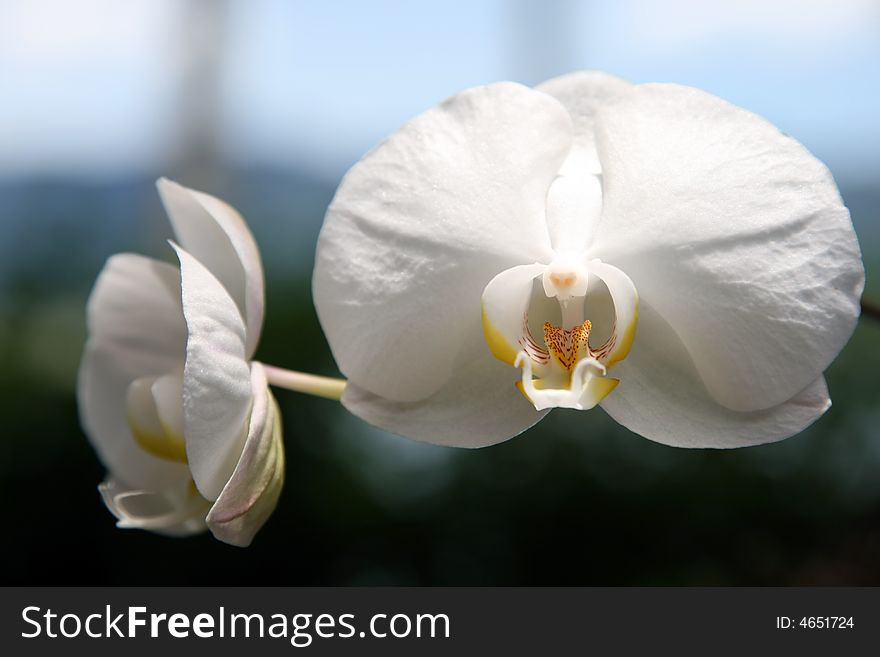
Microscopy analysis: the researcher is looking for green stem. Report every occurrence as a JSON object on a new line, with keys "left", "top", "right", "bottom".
{"left": 261, "top": 364, "right": 346, "bottom": 401}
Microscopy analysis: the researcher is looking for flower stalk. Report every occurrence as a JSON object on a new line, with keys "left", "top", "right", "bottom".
{"left": 261, "top": 364, "right": 346, "bottom": 401}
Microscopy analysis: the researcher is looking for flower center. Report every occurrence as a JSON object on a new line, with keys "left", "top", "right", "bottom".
{"left": 481, "top": 256, "right": 639, "bottom": 412}
{"left": 125, "top": 372, "right": 187, "bottom": 463}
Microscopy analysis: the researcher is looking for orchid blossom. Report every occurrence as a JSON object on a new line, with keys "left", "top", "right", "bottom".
{"left": 313, "top": 71, "right": 864, "bottom": 448}
{"left": 79, "top": 179, "right": 342, "bottom": 546}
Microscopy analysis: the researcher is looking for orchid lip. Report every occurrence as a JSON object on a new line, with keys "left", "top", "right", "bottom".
{"left": 515, "top": 349, "right": 615, "bottom": 411}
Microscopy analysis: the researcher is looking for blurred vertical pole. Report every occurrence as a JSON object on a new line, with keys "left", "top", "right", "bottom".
{"left": 174, "top": 0, "right": 230, "bottom": 192}
{"left": 508, "top": 0, "right": 577, "bottom": 85}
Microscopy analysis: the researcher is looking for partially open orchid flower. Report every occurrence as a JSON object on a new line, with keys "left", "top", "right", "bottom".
{"left": 313, "top": 71, "right": 864, "bottom": 448}
{"left": 78, "top": 179, "right": 284, "bottom": 546}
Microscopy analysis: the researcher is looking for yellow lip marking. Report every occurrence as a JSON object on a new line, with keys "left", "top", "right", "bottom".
{"left": 543, "top": 319, "right": 592, "bottom": 371}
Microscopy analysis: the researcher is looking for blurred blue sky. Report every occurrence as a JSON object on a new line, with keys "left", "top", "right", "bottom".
{"left": 0, "top": 0, "right": 878, "bottom": 184}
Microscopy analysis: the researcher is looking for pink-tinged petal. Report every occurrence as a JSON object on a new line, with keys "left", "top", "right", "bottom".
{"left": 207, "top": 363, "right": 284, "bottom": 547}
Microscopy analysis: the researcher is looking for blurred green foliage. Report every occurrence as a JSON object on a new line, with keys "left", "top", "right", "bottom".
{"left": 1, "top": 174, "right": 878, "bottom": 585}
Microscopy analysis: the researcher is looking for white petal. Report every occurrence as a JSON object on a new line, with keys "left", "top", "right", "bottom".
{"left": 591, "top": 83, "right": 864, "bottom": 411}
{"left": 157, "top": 178, "right": 265, "bottom": 358}
{"left": 100, "top": 478, "right": 209, "bottom": 536}
{"left": 207, "top": 362, "right": 284, "bottom": 547}
{"left": 343, "top": 326, "right": 547, "bottom": 447}
{"left": 599, "top": 301, "right": 831, "bottom": 448}
{"left": 314, "top": 82, "right": 572, "bottom": 403}
{"left": 78, "top": 254, "right": 190, "bottom": 490}
{"left": 173, "top": 244, "right": 253, "bottom": 501}
{"left": 536, "top": 70, "right": 633, "bottom": 176}
{"left": 481, "top": 263, "right": 547, "bottom": 366}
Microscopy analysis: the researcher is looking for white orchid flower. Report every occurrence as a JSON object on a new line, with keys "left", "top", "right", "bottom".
{"left": 79, "top": 179, "right": 287, "bottom": 546}
{"left": 313, "top": 71, "right": 864, "bottom": 449}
